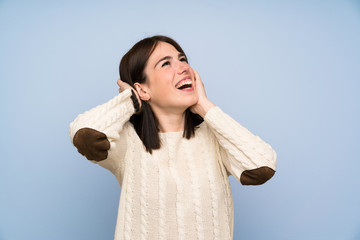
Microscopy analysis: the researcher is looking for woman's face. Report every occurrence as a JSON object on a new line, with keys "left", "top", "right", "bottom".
{"left": 142, "top": 41, "right": 198, "bottom": 113}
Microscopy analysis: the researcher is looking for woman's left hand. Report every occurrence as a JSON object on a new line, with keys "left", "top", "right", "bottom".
{"left": 190, "top": 69, "right": 215, "bottom": 118}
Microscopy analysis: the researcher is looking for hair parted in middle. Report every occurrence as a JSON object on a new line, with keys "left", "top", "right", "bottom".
{"left": 119, "top": 35, "right": 203, "bottom": 153}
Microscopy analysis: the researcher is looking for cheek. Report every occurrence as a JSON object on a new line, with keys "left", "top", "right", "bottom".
{"left": 149, "top": 76, "right": 172, "bottom": 99}
{"left": 154, "top": 72, "right": 173, "bottom": 88}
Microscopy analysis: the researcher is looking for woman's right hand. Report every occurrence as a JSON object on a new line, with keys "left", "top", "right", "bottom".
{"left": 117, "top": 78, "right": 134, "bottom": 93}
{"left": 117, "top": 79, "right": 142, "bottom": 112}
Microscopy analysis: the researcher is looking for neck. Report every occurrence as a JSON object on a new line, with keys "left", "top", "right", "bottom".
{"left": 151, "top": 106, "right": 186, "bottom": 133}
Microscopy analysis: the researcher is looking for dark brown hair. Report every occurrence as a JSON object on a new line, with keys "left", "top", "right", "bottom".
{"left": 119, "top": 35, "right": 203, "bottom": 153}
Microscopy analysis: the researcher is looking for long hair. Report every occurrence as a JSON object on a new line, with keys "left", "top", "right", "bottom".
{"left": 119, "top": 35, "right": 203, "bottom": 153}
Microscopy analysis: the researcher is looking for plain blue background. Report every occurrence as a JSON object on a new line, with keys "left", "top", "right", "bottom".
{"left": 1, "top": 0, "right": 360, "bottom": 239}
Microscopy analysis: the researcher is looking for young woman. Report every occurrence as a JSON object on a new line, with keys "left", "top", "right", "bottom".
{"left": 69, "top": 35, "right": 277, "bottom": 240}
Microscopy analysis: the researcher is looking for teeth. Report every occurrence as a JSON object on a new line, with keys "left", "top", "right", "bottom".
{"left": 176, "top": 80, "right": 192, "bottom": 89}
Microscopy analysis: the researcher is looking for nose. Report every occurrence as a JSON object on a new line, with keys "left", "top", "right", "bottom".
{"left": 177, "top": 60, "right": 190, "bottom": 74}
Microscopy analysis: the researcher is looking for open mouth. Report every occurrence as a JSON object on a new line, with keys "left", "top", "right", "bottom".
{"left": 175, "top": 79, "right": 193, "bottom": 90}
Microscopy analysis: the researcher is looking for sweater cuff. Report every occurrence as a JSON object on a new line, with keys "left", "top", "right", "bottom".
{"left": 203, "top": 106, "right": 222, "bottom": 123}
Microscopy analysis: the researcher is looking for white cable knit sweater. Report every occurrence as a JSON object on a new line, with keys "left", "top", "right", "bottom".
{"left": 69, "top": 89, "right": 277, "bottom": 240}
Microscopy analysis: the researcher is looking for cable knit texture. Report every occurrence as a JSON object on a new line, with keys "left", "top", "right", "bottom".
{"left": 69, "top": 89, "right": 277, "bottom": 240}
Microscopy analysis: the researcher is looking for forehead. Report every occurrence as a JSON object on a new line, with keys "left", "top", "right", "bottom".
{"left": 149, "top": 42, "right": 180, "bottom": 62}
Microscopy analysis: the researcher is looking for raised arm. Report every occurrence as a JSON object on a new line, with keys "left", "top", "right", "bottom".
{"left": 190, "top": 70, "right": 276, "bottom": 185}
{"left": 69, "top": 84, "right": 139, "bottom": 174}
{"left": 204, "top": 107, "right": 276, "bottom": 185}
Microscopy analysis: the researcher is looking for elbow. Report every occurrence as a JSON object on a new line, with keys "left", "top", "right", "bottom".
{"left": 240, "top": 166, "right": 276, "bottom": 185}
{"left": 72, "top": 127, "right": 110, "bottom": 161}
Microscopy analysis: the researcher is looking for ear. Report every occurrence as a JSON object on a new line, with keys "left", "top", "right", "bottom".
{"left": 133, "top": 83, "right": 151, "bottom": 101}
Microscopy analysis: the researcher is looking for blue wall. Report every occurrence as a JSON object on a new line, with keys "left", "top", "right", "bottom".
{"left": 1, "top": 1, "right": 359, "bottom": 239}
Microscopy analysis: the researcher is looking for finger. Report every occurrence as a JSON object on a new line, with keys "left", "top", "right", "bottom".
{"left": 117, "top": 78, "right": 123, "bottom": 87}
{"left": 190, "top": 68, "right": 196, "bottom": 80}
{"left": 118, "top": 79, "right": 129, "bottom": 93}
{"left": 193, "top": 70, "right": 202, "bottom": 84}
{"left": 193, "top": 69, "right": 198, "bottom": 80}
{"left": 193, "top": 70, "right": 206, "bottom": 96}
{"left": 117, "top": 79, "right": 126, "bottom": 93}
{"left": 192, "top": 69, "right": 198, "bottom": 87}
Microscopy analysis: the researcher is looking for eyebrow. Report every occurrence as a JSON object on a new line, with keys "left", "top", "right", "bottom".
{"left": 154, "top": 53, "right": 186, "bottom": 69}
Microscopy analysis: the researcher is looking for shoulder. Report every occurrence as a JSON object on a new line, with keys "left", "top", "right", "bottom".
{"left": 123, "top": 121, "right": 144, "bottom": 146}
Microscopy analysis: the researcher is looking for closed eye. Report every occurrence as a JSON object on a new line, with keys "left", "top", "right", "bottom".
{"left": 180, "top": 57, "right": 188, "bottom": 63}
{"left": 161, "top": 61, "right": 170, "bottom": 67}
